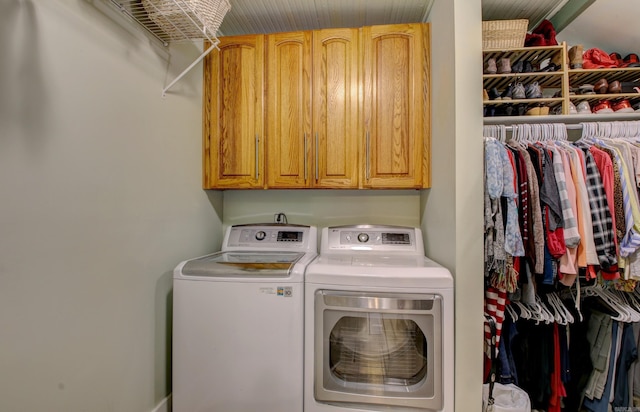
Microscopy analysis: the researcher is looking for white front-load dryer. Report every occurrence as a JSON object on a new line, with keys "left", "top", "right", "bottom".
{"left": 304, "top": 225, "right": 454, "bottom": 412}
{"left": 172, "top": 224, "right": 317, "bottom": 412}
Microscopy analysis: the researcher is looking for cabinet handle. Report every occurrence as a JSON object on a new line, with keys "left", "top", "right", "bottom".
{"left": 255, "top": 134, "right": 259, "bottom": 179}
{"left": 315, "top": 132, "right": 319, "bottom": 181}
{"left": 304, "top": 133, "right": 308, "bottom": 180}
{"left": 365, "top": 131, "right": 370, "bottom": 181}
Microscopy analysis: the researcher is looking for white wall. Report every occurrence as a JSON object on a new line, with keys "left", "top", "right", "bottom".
{"left": 425, "top": 0, "right": 484, "bottom": 410}
{"left": 0, "top": 1, "right": 222, "bottom": 411}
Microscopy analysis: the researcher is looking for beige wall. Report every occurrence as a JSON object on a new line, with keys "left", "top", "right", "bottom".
{"left": 425, "top": 0, "right": 484, "bottom": 411}
{"left": 0, "top": 1, "right": 222, "bottom": 410}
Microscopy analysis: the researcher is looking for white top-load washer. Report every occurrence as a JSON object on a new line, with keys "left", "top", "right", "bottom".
{"left": 172, "top": 223, "right": 317, "bottom": 412}
{"left": 304, "top": 225, "right": 454, "bottom": 412}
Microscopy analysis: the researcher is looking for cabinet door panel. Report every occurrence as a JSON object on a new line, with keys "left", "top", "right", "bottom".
{"left": 204, "top": 35, "right": 264, "bottom": 189}
{"left": 363, "top": 24, "right": 429, "bottom": 188}
{"left": 266, "top": 32, "right": 312, "bottom": 188}
{"left": 312, "top": 28, "right": 359, "bottom": 188}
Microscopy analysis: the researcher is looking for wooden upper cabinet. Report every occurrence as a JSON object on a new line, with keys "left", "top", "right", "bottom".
{"left": 203, "top": 23, "right": 430, "bottom": 190}
{"left": 266, "top": 31, "right": 312, "bottom": 188}
{"left": 312, "top": 28, "right": 360, "bottom": 188}
{"left": 203, "top": 35, "right": 265, "bottom": 189}
{"left": 362, "top": 23, "right": 430, "bottom": 189}
{"left": 266, "top": 28, "right": 360, "bottom": 189}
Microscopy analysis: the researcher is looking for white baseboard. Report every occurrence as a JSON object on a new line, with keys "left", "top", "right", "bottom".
{"left": 152, "top": 394, "right": 172, "bottom": 412}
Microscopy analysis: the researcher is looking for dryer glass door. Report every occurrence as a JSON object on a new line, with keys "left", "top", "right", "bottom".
{"left": 314, "top": 291, "right": 443, "bottom": 410}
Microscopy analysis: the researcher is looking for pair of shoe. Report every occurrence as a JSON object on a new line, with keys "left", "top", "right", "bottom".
{"left": 551, "top": 102, "right": 579, "bottom": 115}
{"left": 483, "top": 103, "right": 530, "bottom": 117}
{"left": 525, "top": 104, "right": 550, "bottom": 116}
{"left": 485, "top": 58, "right": 511, "bottom": 74}
{"left": 591, "top": 99, "right": 634, "bottom": 114}
{"left": 609, "top": 53, "right": 640, "bottom": 68}
{"left": 511, "top": 60, "right": 534, "bottom": 73}
{"left": 594, "top": 78, "right": 622, "bottom": 94}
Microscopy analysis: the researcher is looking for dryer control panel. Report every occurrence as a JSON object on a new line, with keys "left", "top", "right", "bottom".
{"left": 323, "top": 225, "right": 423, "bottom": 254}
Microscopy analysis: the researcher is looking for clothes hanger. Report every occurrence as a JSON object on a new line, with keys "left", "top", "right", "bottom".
{"left": 505, "top": 303, "right": 519, "bottom": 322}
{"left": 548, "top": 292, "right": 573, "bottom": 325}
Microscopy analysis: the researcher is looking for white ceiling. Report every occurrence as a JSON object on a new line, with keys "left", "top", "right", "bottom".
{"left": 217, "top": 0, "right": 433, "bottom": 36}
{"left": 215, "top": 0, "right": 639, "bottom": 57}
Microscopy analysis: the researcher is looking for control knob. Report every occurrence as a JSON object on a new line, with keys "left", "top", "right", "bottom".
{"left": 357, "top": 233, "right": 369, "bottom": 243}
{"left": 255, "top": 231, "right": 266, "bottom": 241}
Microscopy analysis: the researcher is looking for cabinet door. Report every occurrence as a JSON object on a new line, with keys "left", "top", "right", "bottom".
{"left": 266, "top": 31, "right": 312, "bottom": 188}
{"left": 362, "top": 23, "right": 430, "bottom": 188}
{"left": 203, "top": 35, "right": 265, "bottom": 189}
{"left": 312, "top": 28, "right": 360, "bottom": 188}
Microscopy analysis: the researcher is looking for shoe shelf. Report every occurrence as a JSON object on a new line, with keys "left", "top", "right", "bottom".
{"left": 568, "top": 67, "right": 640, "bottom": 85}
{"left": 482, "top": 44, "right": 565, "bottom": 71}
{"left": 483, "top": 43, "right": 569, "bottom": 116}
{"left": 568, "top": 67, "right": 640, "bottom": 112}
{"left": 483, "top": 72, "right": 564, "bottom": 91}
{"left": 483, "top": 42, "right": 640, "bottom": 119}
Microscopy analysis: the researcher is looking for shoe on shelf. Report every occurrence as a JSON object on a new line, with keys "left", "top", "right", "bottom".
{"left": 612, "top": 99, "right": 634, "bottom": 113}
{"left": 578, "top": 84, "right": 595, "bottom": 95}
{"left": 497, "top": 58, "right": 511, "bottom": 74}
{"left": 594, "top": 78, "right": 609, "bottom": 94}
{"left": 608, "top": 80, "right": 622, "bottom": 94}
{"left": 483, "top": 89, "right": 489, "bottom": 101}
{"left": 525, "top": 82, "right": 543, "bottom": 99}
{"left": 488, "top": 87, "right": 502, "bottom": 100}
{"left": 485, "top": 58, "right": 497, "bottom": 74}
{"left": 538, "top": 58, "right": 559, "bottom": 72}
{"left": 569, "top": 101, "right": 578, "bottom": 114}
{"left": 568, "top": 45, "right": 584, "bottom": 69}
{"left": 621, "top": 81, "right": 640, "bottom": 93}
{"left": 633, "top": 102, "right": 640, "bottom": 112}
{"left": 511, "top": 60, "right": 523, "bottom": 73}
{"left": 512, "top": 82, "right": 526, "bottom": 99}
{"left": 610, "top": 52, "right": 623, "bottom": 67}
{"left": 576, "top": 101, "right": 592, "bottom": 114}
{"left": 623, "top": 53, "right": 640, "bottom": 67}
{"left": 593, "top": 100, "right": 614, "bottom": 114}
{"left": 500, "top": 84, "right": 514, "bottom": 100}
{"left": 526, "top": 105, "right": 541, "bottom": 116}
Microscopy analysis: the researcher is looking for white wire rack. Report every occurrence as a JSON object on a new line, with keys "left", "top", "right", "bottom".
{"left": 108, "top": 0, "right": 230, "bottom": 96}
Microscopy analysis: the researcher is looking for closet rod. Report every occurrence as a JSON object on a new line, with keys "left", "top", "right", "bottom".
{"left": 497, "top": 124, "right": 583, "bottom": 132}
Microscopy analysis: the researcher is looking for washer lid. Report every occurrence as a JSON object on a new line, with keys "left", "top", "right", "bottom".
{"left": 180, "top": 251, "right": 304, "bottom": 278}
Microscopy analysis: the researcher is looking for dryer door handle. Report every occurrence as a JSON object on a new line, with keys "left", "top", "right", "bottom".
{"left": 320, "top": 291, "right": 439, "bottom": 311}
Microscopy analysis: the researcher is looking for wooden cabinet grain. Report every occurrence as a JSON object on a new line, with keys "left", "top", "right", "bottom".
{"left": 362, "top": 23, "right": 430, "bottom": 189}
{"left": 266, "top": 28, "right": 359, "bottom": 188}
{"left": 203, "top": 23, "right": 430, "bottom": 190}
{"left": 203, "top": 34, "right": 265, "bottom": 189}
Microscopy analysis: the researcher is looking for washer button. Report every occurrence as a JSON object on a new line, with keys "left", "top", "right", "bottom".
{"left": 255, "top": 231, "right": 266, "bottom": 241}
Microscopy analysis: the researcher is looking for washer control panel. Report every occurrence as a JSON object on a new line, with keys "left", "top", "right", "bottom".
{"left": 224, "top": 224, "right": 316, "bottom": 251}
{"left": 325, "top": 225, "right": 421, "bottom": 253}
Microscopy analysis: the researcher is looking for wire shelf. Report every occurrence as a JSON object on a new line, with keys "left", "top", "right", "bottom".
{"left": 108, "top": 0, "right": 230, "bottom": 95}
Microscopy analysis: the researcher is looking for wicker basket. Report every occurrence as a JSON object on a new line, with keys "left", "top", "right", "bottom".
{"left": 482, "top": 19, "right": 528, "bottom": 50}
{"left": 142, "top": 0, "right": 231, "bottom": 41}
